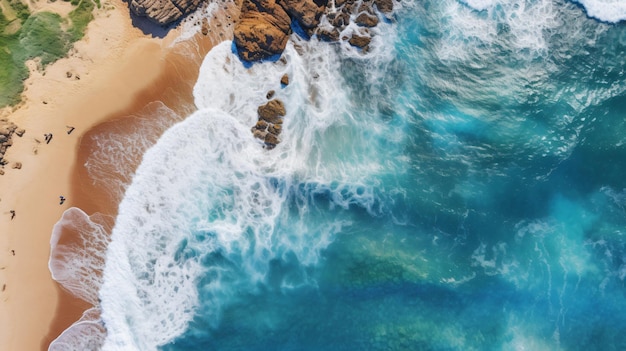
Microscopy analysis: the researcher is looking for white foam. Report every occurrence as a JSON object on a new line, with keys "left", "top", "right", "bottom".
{"left": 84, "top": 102, "right": 182, "bottom": 205}
{"left": 49, "top": 308, "right": 106, "bottom": 351}
{"left": 49, "top": 208, "right": 113, "bottom": 305}
{"left": 99, "top": 37, "right": 402, "bottom": 350}
{"left": 574, "top": 0, "right": 626, "bottom": 23}
{"left": 440, "top": 0, "right": 564, "bottom": 60}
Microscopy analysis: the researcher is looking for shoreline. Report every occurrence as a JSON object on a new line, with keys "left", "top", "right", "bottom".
{"left": 0, "top": 0, "right": 237, "bottom": 348}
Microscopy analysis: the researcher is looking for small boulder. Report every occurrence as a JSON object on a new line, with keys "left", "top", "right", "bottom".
{"left": 253, "top": 129, "right": 268, "bottom": 140}
{"left": 258, "top": 99, "right": 286, "bottom": 123}
{"left": 374, "top": 0, "right": 393, "bottom": 13}
{"left": 355, "top": 12, "right": 379, "bottom": 27}
{"left": 264, "top": 132, "right": 280, "bottom": 145}
{"left": 12, "top": 162, "right": 21, "bottom": 169}
{"left": 268, "top": 124, "right": 282, "bottom": 135}
{"left": 348, "top": 33, "right": 371, "bottom": 48}
{"left": 316, "top": 27, "right": 340, "bottom": 42}
{"left": 280, "top": 74, "right": 289, "bottom": 86}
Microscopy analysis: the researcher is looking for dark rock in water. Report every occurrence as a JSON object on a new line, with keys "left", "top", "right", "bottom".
{"left": 268, "top": 123, "right": 282, "bottom": 135}
{"left": 374, "top": 0, "right": 393, "bottom": 13}
{"left": 258, "top": 99, "right": 286, "bottom": 123}
{"left": 316, "top": 27, "right": 340, "bottom": 41}
{"left": 277, "top": 0, "right": 328, "bottom": 29}
{"left": 328, "top": 11, "right": 349, "bottom": 28}
{"left": 355, "top": 12, "right": 379, "bottom": 27}
{"left": 349, "top": 33, "right": 371, "bottom": 48}
{"left": 129, "top": 0, "right": 203, "bottom": 25}
{"left": 280, "top": 74, "right": 289, "bottom": 86}
{"left": 234, "top": 0, "right": 292, "bottom": 62}
{"left": 253, "top": 129, "right": 268, "bottom": 140}
{"left": 266, "top": 90, "right": 275, "bottom": 99}
{"left": 264, "top": 132, "right": 280, "bottom": 145}
{"left": 254, "top": 119, "right": 270, "bottom": 131}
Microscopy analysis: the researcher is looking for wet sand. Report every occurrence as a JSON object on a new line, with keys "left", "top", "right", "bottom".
{"left": 0, "top": 0, "right": 237, "bottom": 349}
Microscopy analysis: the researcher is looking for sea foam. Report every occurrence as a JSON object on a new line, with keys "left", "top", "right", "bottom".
{"left": 99, "top": 34, "right": 399, "bottom": 350}
{"left": 573, "top": 0, "right": 626, "bottom": 23}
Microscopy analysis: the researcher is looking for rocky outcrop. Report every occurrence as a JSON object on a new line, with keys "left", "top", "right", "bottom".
{"left": 277, "top": 0, "right": 327, "bottom": 29}
{"left": 313, "top": 0, "right": 395, "bottom": 51}
{"left": 129, "top": 0, "right": 203, "bottom": 25}
{"left": 252, "top": 98, "right": 285, "bottom": 148}
{"left": 233, "top": 0, "right": 293, "bottom": 61}
{"left": 0, "top": 119, "right": 23, "bottom": 170}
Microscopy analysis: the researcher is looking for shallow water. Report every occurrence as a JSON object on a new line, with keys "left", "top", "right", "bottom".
{"left": 50, "top": 0, "right": 626, "bottom": 350}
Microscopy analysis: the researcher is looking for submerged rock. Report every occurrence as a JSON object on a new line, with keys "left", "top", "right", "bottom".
{"left": 348, "top": 33, "right": 371, "bottom": 49}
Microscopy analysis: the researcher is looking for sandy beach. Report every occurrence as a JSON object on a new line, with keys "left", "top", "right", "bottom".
{"left": 0, "top": 0, "right": 236, "bottom": 349}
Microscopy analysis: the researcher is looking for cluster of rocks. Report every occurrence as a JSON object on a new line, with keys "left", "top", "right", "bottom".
{"left": 0, "top": 119, "right": 25, "bottom": 175}
{"left": 315, "top": 0, "right": 393, "bottom": 51}
{"left": 251, "top": 74, "right": 289, "bottom": 148}
{"left": 129, "top": 0, "right": 394, "bottom": 59}
{"left": 233, "top": 0, "right": 394, "bottom": 61}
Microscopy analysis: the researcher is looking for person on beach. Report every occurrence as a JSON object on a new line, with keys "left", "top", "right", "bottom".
{"left": 66, "top": 126, "right": 75, "bottom": 135}
{"left": 9, "top": 210, "right": 15, "bottom": 220}
{"left": 59, "top": 196, "right": 66, "bottom": 205}
{"left": 44, "top": 133, "right": 53, "bottom": 144}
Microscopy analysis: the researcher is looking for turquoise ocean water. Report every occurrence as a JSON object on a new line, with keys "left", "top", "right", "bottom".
{"left": 48, "top": 0, "right": 626, "bottom": 350}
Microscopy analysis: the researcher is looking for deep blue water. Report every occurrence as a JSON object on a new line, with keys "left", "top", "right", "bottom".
{"left": 87, "top": 1, "right": 626, "bottom": 350}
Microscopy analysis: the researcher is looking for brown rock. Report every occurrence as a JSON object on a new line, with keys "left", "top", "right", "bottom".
{"left": 264, "top": 132, "right": 280, "bottom": 145}
{"left": 268, "top": 124, "right": 282, "bottom": 135}
{"left": 266, "top": 90, "right": 275, "bottom": 99}
{"left": 253, "top": 129, "right": 268, "bottom": 140}
{"left": 254, "top": 119, "right": 269, "bottom": 130}
{"left": 348, "top": 33, "right": 371, "bottom": 48}
{"left": 258, "top": 99, "right": 286, "bottom": 123}
{"left": 328, "top": 11, "right": 349, "bottom": 28}
{"left": 0, "top": 169, "right": 4, "bottom": 175}
{"left": 277, "top": 0, "right": 328, "bottom": 29}
{"left": 12, "top": 162, "right": 21, "bottom": 169}
{"left": 15, "top": 129, "right": 25, "bottom": 137}
{"left": 129, "top": 0, "right": 203, "bottom": 25}
{"left": 280, "top": 74, "right": 289, "bottom": 86}
{"left": 374, "top": 0, "right": 393, "bottom": 13}
{"left": 316, "top": 27, "right": 340, "bottom": 42}
{"left": 355, "top": 12, "right": 378, "bottom": 27}
{"left": 234, "top": 0, "right": 292, "bottom": 62}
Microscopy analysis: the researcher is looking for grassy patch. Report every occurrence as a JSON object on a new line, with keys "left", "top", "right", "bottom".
{"left": 0, "top": 0, "right": 96, "bottom": 107}
{"left": 18, "top": 12, "right": 68, "bottom": 65}
{"left": 67, "top": 0, "right": 94, "bottom": 42}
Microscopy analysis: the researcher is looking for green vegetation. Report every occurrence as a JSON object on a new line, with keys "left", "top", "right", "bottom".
{"left": 67, "top": 0, "right": 95, "bottom": 42}
{"left": 0, "top": 0, "right": 97, "bottom": 107}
